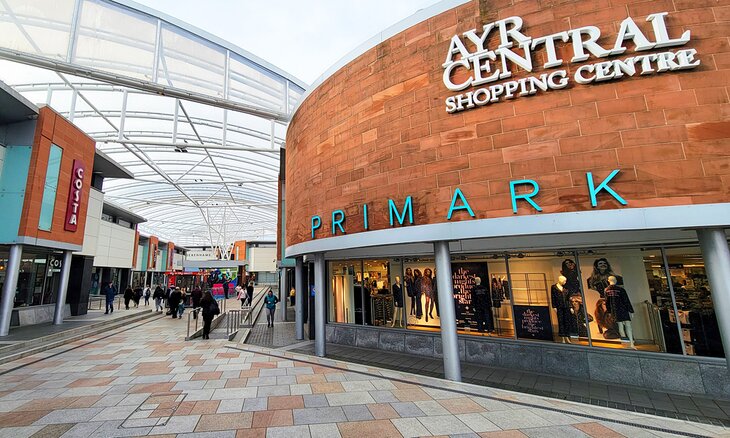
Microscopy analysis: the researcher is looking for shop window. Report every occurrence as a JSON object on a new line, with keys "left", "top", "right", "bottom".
{"left": 329, "top": 260, "right": 360, "bottom": 324}
{"left": 38, "top": 144, "right": 62, "bottom": 231}
{"left": 665, "top": 247, "right": 724, "bottom": 358}
{"left": 101, "top": 213, "right": 114, "bottom": 223}
{"left": 404, "top": 258, "right": 439, "bottom": 330}
{"left": 450, "top": 255, "right": 514, "bottom": 338}
{"left": 118, "top": 218, "right": 132, "bottom": 228}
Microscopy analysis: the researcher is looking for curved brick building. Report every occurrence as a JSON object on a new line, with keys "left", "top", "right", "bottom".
{"left": 283, "top": 0, "right": 730, "bottom": 397}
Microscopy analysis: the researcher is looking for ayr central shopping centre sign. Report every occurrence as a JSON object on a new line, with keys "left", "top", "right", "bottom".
{"left": 442, "top": 12, "right": 699, "bottom": 113}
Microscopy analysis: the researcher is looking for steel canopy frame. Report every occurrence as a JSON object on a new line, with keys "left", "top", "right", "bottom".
{"left": 0, "top": 0, "right": 305, "bottom": 246}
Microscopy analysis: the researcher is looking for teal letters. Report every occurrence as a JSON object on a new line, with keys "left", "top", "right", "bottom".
{"left": 363, "top": 204, "right": 369, "bottom": 230}
{"left": 447, "top": 188, "right": 475, "bottom": 220}
{"left": 510, "top": 179, "right": 542, "bottom": 213}
{"left": 332, "top": 210, "right": 346, "bottom": 235}
{"left": 311, "top": 215, "right": 321, "bottom": 238}
{"left": 389, "top": 196, "right": 414, "bottom": 226}
{"left": 587, "top": 169, "right": 627, "bottom": 207}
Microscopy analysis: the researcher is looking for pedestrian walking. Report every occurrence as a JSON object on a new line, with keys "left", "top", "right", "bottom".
{"left": 153, "top": 285, "right": 164, "bottom": 312}
{"left": 246, "top": 281, "right": 254, "bottom": 306}
{"left": 133, "top": 285, "right": 142, "bottom": 308}
{"left": 191, "top": 286, "right": 202, "bottom": 309}
{"left": 264, "top": 289, "right": 279, "bottom": 327}
{"left": 104, "top": 281, "right": 117, "bottom": 314}
{"left": 200, "top": 291, "right": 219, "bottom": 339}
{"left": 143, "top": 285, "right": 151, "bottom": 306}
{"left": 123, "top": 286, "right": 133, "bottom": 310}
{"left": 236, "top": 284, "right": 247, "bottom": 308}
{"left": 178, "top": 290, "right": 186, "bottom": 318}
{"left": 289, "top": 287, "right": 295, "bottom": 306}
{"left": 169, "top": 287, "right": 182, "bottom": 319}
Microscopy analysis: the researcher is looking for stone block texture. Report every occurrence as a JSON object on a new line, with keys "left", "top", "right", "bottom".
{"left": 285, "top": 0, "right": 730, "bottom": 247}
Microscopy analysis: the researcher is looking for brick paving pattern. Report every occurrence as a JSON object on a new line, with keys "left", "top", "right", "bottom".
{"left": 0, "top": 315, "right": 726, "bottom": 437}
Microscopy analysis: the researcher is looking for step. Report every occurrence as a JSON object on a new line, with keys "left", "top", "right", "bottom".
{"left": 0, "top": 310, "right": 160, "bottom": 366}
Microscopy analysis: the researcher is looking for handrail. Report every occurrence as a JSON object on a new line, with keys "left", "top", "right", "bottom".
{"left": 225, "top": 287, "right": 269, "bottom": 338}
{"left": 186, "top": 297, "right": 226, "bottom": 340}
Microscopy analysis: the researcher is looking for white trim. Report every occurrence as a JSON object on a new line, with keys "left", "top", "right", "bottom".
{"left": 290, "top": 0, "right": 470, "bottom": 116}
{"left": 285, "top": 203, "right": 730, "bottom": 257}
{"left": 14, "top": 236, "right": 83, "bottom": 252}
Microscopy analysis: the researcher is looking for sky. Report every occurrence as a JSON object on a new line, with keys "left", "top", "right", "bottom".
{"left": 134, "top": 0, "right": 442, "bottom": 85}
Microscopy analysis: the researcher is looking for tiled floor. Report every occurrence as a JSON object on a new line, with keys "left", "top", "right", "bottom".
{"left": 0, "top": 315, "right": 726, "bottom": 437}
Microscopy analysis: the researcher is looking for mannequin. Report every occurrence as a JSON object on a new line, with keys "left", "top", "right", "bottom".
{"left": 404, "top": 268, "right": 414, "bottom": 316}
{"left": 472, "top": 276, "right": 493, "bottom": 333}
{"left": 604, "top": 275, "right": 635, "bottom": 349}
{"left": 391, "top": 276, "right": 404, "bottom": 328}
{"left": 423, "top": 268, "right": 435, "bottom": 322}
{"left": 551, "top": 276, "right": 572, "bottom": 343}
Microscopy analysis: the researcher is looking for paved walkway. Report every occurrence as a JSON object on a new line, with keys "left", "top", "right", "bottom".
{"left": 0, "top": 303, "right": 152, "bottom": 344}
{"left": 0, "top": 314, "right": 726, "bottom": 436}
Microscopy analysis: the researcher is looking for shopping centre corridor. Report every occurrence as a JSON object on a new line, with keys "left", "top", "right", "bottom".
{"left": 0, "top": 314, "right": 726, "bottom": 438}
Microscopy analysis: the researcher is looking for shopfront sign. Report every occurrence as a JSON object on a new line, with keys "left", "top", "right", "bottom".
{"left": 442, "top": 12, "right": 699, "bottom": 113}
{"left": 513, "top": 305, "right": 553, "bottom": 341}
{"left": 310, "top": 169, "right": 626, "bottom": 239}
{"left": 451, "top": 262, "right": 488, "bottom": 328}
{"left": 64, "top": 159, "right": 85, "bottom": 232}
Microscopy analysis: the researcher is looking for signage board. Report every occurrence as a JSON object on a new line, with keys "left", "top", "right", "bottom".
{"left": 64, "top": 160, "right": 86, "bottom": 232}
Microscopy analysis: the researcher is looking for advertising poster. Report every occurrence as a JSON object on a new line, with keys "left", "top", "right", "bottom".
{"left": 451, "top": 262, "right": 488, "bottom": 328}
{"left": 514, "top": 305, "right": 553, "bottom": 341}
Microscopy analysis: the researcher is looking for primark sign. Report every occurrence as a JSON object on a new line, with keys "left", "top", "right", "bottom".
{"left": 442, "top": 12, "right": 699, "bottom": 113}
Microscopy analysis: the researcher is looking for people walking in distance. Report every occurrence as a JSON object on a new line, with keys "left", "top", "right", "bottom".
{"left": 177, "top": 290, "right": 187, "bottom": 318}
{"left": 169, "top": 287, "right": 182, "bottom": 319}
{"left": 164, "top": 285, "right": 172, "bottom": 314}
{"left": 133, "top": 285, "right": 142, "bottom": 308}
{"left": 143, "top": 285, "right": 151, "bottom": 306}
{"left": 246, "top": 281, "right": 254, "bottom": 306}
{"left": 191, "top": 286, "right": 202, "bottom": 309}
{"left": 200, "top": 291, "right": 219, "bottom": 339}
{"left": 289, "top": 287, "right": 295, "bottom": 306}
{"left": 123, "top": 286, "right": 134, "bottom": 310}
{"left": 104, "top": 281, "right": 117, "bottom": 314}
{"left": 264, "top": 289, "right": 280, "bottom": 328}
{"left": 236, "top": 284, "right": 247, "bottom": 308}
{"left": 153, "top": 285, "right": 165, "bottom": 312}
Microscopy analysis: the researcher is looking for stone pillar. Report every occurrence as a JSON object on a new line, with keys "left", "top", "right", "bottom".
{"left": 314, "top": 252, "right": 326, "bottom": 357}
{"left": 696, "top": 228, "right": 730, "bottom": 369}
{"left": 279, "top": 268, "right": 287, "bottom": 321}
{"left": 53, "top": 251, "right": 73, "bottom": 325}
{"left": 295, "top": 257, "right": 304, "bottom": 340}
{"left": 0, "top": 245, "right": 23, "bottom": 336}
{"left": 434, "top": 241, "right": 461, "bottom": 382}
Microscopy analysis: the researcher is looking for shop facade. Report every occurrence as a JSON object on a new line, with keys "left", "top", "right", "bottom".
{"left": 0, "top": 88, "right": 96, "bottom": 334}
{"left": 283, "top": 0, "right": 730, "bottom": 397}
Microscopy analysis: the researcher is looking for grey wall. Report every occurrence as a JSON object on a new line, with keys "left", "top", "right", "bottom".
{"left": 325, "top": 324, "right": 730, "bottom": 399}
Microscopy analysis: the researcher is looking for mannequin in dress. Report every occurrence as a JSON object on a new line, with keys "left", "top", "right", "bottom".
{"left": 391, "top": 276, "right": 404, "bottom": 328}
{"left": 605, "top": 275, "right": 635, "bottom": 349}
{"left": 423, "top": 268, "right": 435, "bottom": 322}
{"left": 551, "top": 275, "right": 572, "bottom": 344}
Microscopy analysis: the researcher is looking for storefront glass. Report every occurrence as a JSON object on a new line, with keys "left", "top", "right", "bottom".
{"left": 325, "top": 243, "right": 726, "bottom": 359}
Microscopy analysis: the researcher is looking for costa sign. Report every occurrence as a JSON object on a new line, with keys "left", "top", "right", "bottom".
{"left": 442, "top": 12, "right": 699, "bottom": 113}
{"left": 64, "top": 160, "right": 85, "bottom": 232}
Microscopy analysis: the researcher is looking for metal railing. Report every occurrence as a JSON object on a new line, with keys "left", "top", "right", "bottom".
{"left": 225, "top": 287, "right": 269, "bottom": 337}
{"left": 186, "top": 297, "right": 226, "bottom": 340}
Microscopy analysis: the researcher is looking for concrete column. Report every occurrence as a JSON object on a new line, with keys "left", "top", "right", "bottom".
{"left": 295, "top": 257, "right": 304, "bottom": 340}
{"left": 434, "top": 241, "right": 461, "bottom": 382}
{"left": 314, "top": 252, "right": 326, "bottom": 357}
{"left": 53, "top": 251, "right": 73, "bottom": 325}
{"left": 0, "top": 244, "right": 23, "bottom": 336}
{"left": 279, "top": 268, "right": 287, "bottom": 321}
{"left": 696, "top": 228, "right": 730, "bottom": 368}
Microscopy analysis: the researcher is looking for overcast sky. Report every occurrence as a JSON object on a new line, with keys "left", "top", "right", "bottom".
{"left": 134, "top": 0, "right": 441, "bottom": 85}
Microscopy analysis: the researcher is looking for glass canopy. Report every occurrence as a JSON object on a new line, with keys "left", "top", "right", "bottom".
{"left": 0, "top": 0, "right": 306, "bottom": 247}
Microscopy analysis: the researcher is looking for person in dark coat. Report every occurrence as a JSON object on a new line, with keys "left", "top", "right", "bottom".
{"left": 133, "top": 285, "right": 143, "bottom": 308}
{"left": 168, "top": 287, "right": 182, "bottom": 319}
{"left": 246, "top": 281, "right": 255, "bottom": 306}
{"left": 200, "top": 291, "right": 219, "bottom": 339}
{"left": 191, "top": 287, "right": 203, "bottom": 309}
{"left": 104, "top": 281, "right": 117, "bottom": 314}
{"left": 472, "top": 277, "right": 493, "bottom": 333}
{"left": 153, "top": 285, "right": 164, "bottom": 312}
{"left": 123, "top": 286, "right": 134, "bottom": 310}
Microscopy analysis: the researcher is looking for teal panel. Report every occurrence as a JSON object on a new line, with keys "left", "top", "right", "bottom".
{"left": 0, "top": 145, "right": 31, "bottom": 243}
{"left": 38, "top": 144, "right": 63, "bottom": 231}
{"left": 160, "top": 250, "right": 167, "bottom": 272}
{"left": 141, "top": 244, "right": 148, "bottom": 272}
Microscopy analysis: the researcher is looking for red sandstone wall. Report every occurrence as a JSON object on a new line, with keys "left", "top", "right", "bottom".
{"left": 18, "top": 106, "right": 96, "bottom": 246}
{"left": 286, "top": 0, "right": 730, "bottom": 247}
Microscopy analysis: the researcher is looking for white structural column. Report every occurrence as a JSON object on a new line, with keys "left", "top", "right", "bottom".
{"left": 53, "top": 250, "right": 73, "bottom": 325}
{"left": 295, "top": 257, "right": 304, "bottom": 340}
{"left": 279, "top": 268, "right": 288, "bottom": 321}
{"left": 0, "top": 245, "right": 23, "bottom": 336}
{"left": 314, "top": 252, "right": 326, "bottom": 357}
{"left": 434, "top": 241, "right": 462, "bottom": 382}
{"left": 696, "top": 228, "right": 730, "bottom": 368}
